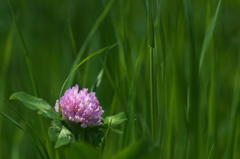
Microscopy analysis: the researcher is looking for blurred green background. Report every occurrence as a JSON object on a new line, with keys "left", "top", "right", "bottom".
{"left": 1, "top": 0, "right": 240, "bottom": 158}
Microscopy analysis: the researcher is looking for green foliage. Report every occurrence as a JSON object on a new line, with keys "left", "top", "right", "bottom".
{"left": 9, "top": 92, "right": 126, "bottom": 150}
{"left": 60, "top": 43, "right": 117, "bottom": 97}
{"left": 84, "top": 127, "right": 105, "bottom": 148}
{"left": 1, "top": 0, "right": 240, "bottom": 158}
{"left": 103, "top": 112, "right": 127, "bottom": 125}
{"left": 10, "top": 92, "right": 58, "bottom": 119}
{"left": 199, "top": 0, "right": 222, "bottom": 71}
{"left": 48, "top": 120, "right": 73, "bottom": 149}
{"left": 0, "top": 111, "right": 46, "bottom": 159}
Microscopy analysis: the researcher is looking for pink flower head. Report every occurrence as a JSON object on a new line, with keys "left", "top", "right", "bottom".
{"left": 55, "top": 85, "right": 104, "bottom": 128}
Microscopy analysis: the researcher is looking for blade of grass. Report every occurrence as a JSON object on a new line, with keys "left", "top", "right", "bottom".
{"left": 156, "top": 0, "right": 167, "bottom": 153}
{"left": 207, "top": 37, "right": 217, "bottom": 159}
{"left": 183, "top": 0, "right": 199, "bottom": 158}
{"left": 156, "top": 0, "right": 166, "bottom": 61}
{"left": 0, "top": 20, "right": 14, "bottom": 159}
{"left": 68, "top": 21, "right": 77, "bottom": 56}
{"left": 208, "top": 145, "right": 215, "bottom": 159}
{"left": 99, "top": 57, "right": 125, "bottom": 112}
{"left": 147, "top": 0, "right": 156, "bottom": 142}
{"left": 59, "top": 43, "right": 117, "bottom": 98}
{"left": 199, "top": 0, "right": 221, "bottom": 71}
{"left": 147, "top": 0, "right": 155, "bottom": 48}
{"left": 225, "top": 75, "right": 240, "bottom": 159}
{"left": 4, "top": 99, "right": 50, "bottom": 159}
{"left": 0, "top": 22, "right": 14, "bottom": 109}
{"left": 90, "top": 52, "right": 109, "bottom": 92}
{"left": 7, "top": 0, "right": 38, "bottom": 97}
{"left": 0, "top": 23, "right": 14, "bottom": 81}
{"left": 101, "top": 119, "right": 112, "bottom": 153}
{"left": 91, "top": 69, "right": 104, "bottom": 92}
{"left": 233, "top": 54, "right": 240, "bottom": 158}
{"left": 0, "top": 111, "right": 46, "bottom": 159}
{"left": 66, "top": 0, "right": 116, "bottom": 89}
{"left": 233, "top": 112, "right": 240, "bottom": 159}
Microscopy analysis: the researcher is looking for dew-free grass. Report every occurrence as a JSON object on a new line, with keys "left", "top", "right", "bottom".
{"left": 1, "top": 0, "right": 240, "bottom": 158}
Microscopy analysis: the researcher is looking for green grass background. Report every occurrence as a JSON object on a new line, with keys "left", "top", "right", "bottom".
{"left": 1, "top": 0, "right": 240, "bottom": 158}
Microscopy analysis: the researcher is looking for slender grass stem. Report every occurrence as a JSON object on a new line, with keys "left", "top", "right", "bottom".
{"left": 149, "top": 47, "right": 155, "bottom": 141}
{"left": 7, "top": 0, "right": 38, "bottom": 97}
{"left": 68, "top": 22, "right": 77, "bottom": 56}
{"left": 147, "top": 0, "right": 155, "bottom": 142}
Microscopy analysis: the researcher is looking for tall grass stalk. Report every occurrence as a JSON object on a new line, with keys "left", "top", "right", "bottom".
{"left": 226, "top": 75, "right": 240, "bottom": 158}
{"left": 199, "top": 0, "right": 222, "bottom": 71}
{"left": 1, "top": 0, "right": 240, "bottom": 158}
{"left": 183, "top": 0, "right": 200, "bottom": 158}
{"left": 68, "top": 22, "right": 77, "bottom": 56}
{"left": 0, "top": 22, "right": 14, "bottom": 158}
{"left": 147, "top": 0, "right": 156, "bottom": 142}
{"left": 7, "top": 0, "right": 38, "bottom": 97}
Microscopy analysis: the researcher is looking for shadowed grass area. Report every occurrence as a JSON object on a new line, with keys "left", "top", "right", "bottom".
{"left": 0, "top": 0, "right": 240, "bottom": 158}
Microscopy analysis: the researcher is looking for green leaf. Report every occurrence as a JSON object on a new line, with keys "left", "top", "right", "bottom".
{"left": 48, "top": 120, "right": 73, "bottom": 148}
{"left": 103, "top": 112, "right": 127, "bottom": 125}
{"left": 86, "top": 127, "right": 105, "bottom": 148}
{"left": 10, "top": 92, "right": 58, "bottom": 119}
{"left": 55, "top": 125, "right": 73, "bottom": 148}
{"left": 48, "top": 120, "right": 62, "bottom": 145}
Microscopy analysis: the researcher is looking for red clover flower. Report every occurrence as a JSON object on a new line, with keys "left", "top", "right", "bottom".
{"left": 55, "top": 85, "right": 103, "bottom": 128}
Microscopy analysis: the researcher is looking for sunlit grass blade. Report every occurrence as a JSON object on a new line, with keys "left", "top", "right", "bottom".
{"left": 0, "top": 111, "right": 46, "bottom": 159}
{"left": 90, "top": 53, "right": 108, "bottom": 92}
{"left": 91, "top": 69, "right": 104, "bottom": 92}
{"left": 207, "top": 145, "right": 214, "bottom": 159}
{"left": 199, "top": 0, "right": 221, "bottom": 71}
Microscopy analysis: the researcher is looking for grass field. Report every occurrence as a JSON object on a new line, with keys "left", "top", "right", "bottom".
{"left": 1, "top": 0, "right": 240, "bottom": 158}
